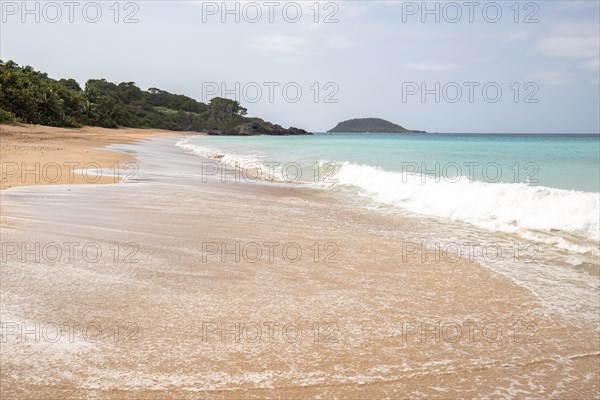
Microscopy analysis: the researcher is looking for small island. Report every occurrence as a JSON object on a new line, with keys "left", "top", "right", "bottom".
{"left": 328, "top": 118, "right": 424, "bottom": 133}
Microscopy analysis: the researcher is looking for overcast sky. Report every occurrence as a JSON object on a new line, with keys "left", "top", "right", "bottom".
{"left": 1, "top": 0, "right": 599, "bottom": 133}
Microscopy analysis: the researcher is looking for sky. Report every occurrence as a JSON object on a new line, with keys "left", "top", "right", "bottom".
{"left": 1, "top": 0, "right": 599, "bottom": 133}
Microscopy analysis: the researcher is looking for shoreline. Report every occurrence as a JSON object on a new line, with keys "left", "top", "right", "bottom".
{"left": 0, "top": 124, "right": 201, "bottom": 190}
{"left": 1, "top": 134, "right": 598, "bottom": 397}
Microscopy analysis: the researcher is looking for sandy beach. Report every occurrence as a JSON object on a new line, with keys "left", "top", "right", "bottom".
{"left": 3, "top": 0, "right": 599, "bottom": 396}
{"left": 0, "top": 124, "right": 187, "bottom": 190}
{"left": 1, "top": 126, "right": 599, "bottom": 398}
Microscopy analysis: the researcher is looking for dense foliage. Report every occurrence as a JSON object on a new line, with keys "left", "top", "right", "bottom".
{"left": 0, "top": 60, "right": 251, "bottom": 132}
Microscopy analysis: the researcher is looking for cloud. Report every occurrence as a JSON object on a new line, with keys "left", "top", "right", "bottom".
{"left": 247, "top": 33, "right": 356, "bottom": 59}
{"left": 324, "top": 36, "right": 356, "bottom": 49}
{"left": 555, "top": 1, "right": 600, "bottom": 10}
{"left": 340, "top": 3, "right": 369, "bottom": 18}
{"left": 246, "top": 35, "right": 308, "bottom": 54}
{"left": 580, "top": 58, "right": 600, "bottom": 71}
{"left": 401, "top": 62, "right": 461, "bottom": 72}
{"left": 537, "top": 23, "right": 600, "bottom": 58}
{"left": 507, "top": 31, "right": 530, "bottom": 42}
{"left": 529, "top": 68, "right": 574, "bottom": 86}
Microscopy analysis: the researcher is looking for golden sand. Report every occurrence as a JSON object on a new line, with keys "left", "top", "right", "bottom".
{"left": 0, "top": 124, "right": 187, "bottom": 190}
{"left": 1, "top": 127, "right": 598, "bottom": 398}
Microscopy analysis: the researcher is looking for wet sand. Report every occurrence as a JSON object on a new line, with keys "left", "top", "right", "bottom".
{"left": 0, "top": 124, "right": 187, "bottom": 190}
{"left": 1, "top": 134, "right": 599, "bottom": 398}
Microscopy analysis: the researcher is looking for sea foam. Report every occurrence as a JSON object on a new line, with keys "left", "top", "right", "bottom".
{"left": 177, "top": 140, "right": 600, "bottom": 255}
{"left": 334, "top": 162, "right": 600, "bottom": 254}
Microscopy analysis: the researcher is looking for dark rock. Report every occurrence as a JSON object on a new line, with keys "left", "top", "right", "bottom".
{"left": 215, "top": 121, "right": 312, "bottom": 136}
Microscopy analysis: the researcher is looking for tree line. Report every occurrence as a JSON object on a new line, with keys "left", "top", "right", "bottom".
{"left": 0, "top": 60, "right": 252, "bottom": 132}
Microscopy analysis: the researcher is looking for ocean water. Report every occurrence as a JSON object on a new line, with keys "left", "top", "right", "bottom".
{"left": 177, "top": 133, "right": 600, "bottom": 257}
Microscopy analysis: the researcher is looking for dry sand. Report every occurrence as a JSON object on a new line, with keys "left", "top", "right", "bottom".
{"left": 0, "top": 128, "right": 598, "bottom": 399}
{"left": 0, "top": 124, "right": 187, "bottom": 190}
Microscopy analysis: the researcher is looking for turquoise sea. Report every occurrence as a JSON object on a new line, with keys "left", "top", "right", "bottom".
{"left": 178, "top": 133, "right": 600, "bottom": 256}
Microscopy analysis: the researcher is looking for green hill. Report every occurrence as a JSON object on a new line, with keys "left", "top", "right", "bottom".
{"left": 328, "top": 118, "right": 423, "bottom": 133}
{"left": 0, "top": 60, "right": 310, "bottom": 136}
